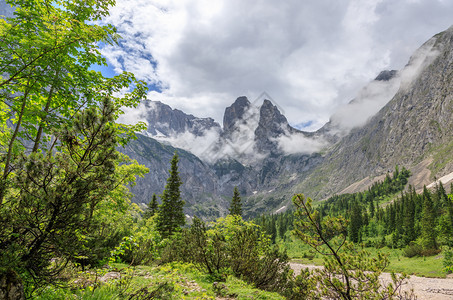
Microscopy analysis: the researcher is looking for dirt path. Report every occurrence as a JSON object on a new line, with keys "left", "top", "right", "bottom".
{"left": 290, "top": 263, "right": 453, "bottom": 300}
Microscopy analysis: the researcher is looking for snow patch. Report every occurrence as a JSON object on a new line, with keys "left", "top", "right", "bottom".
{"left": 427, "top": 171, "right": 453, "bottom": 189}
{"left": 274, "top": 206, "right": 286, "bottom": 214}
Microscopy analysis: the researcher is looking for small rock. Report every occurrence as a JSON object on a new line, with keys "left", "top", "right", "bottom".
{"left": 99, "top": 272, "right": 121, "bottom": 282}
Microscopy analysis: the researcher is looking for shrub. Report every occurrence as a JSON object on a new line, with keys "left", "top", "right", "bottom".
{"left": 402, "top": 243, "right": 423, "bottom": 258}
{"left": 110, "top": 216, "right": 162, "bottom": 265}
{"left": 163, "top": 215, "right": 295, "bottom": 295}
{"left": 444, "top": 248, "right": 453, "bottom": 274}
{"left": 420, "top": 248, "right": 441, "bottom": 257}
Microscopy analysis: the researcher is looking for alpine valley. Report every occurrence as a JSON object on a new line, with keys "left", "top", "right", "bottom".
{"left": 121, "top": 26, "right": 453, "bottom": 220}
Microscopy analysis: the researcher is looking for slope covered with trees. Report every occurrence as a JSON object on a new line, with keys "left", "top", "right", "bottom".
{"left": 260, "top": 166, "right": 453, "bottom": 264}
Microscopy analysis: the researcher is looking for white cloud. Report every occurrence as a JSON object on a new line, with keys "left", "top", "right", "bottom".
{"left": 153, "top": 127, "right": 222, "bottom": 160}
{"left": 275, "top": 133, "right": 328, "bottom": 155}
{"left": 329, "top": 35, "right": 440, "bottom": 132}
{"left": 101, "top": 0, "right": 453, "bottom": 130}
{"left": 197, "top": 104, "right": 268, "bottom": 165}
{"left": 271, "top": 123, "right": 328, "bottom": 155}
{"left": 330, "top": 77, "right": 401, "bottom": 132}
{"left": 117, "top": 101, "right": 150, "bottom": 126}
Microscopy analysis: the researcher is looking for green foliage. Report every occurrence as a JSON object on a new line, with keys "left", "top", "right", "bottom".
{"left": 402, "top": 243, "right": 424, "bottom": 258}
{"left": 348, "top": 200, "right": 363, "bottom": 243}
{"left": 0, "top": 100, "right": 141, "bottom": 288}
{"left": 443, "top": 248, "right": 453, "bottom": 274}
{"left": 0, "top": 0, "right": 149, "bottom": 294}
{"left": 0, "top": 0, "right": 147, "bottom": 202}
{"left": 269, "top": 166, "right": 453, "bottom": 259}
{"left": 421, "top": 187, "right": 438, "bottom": 250}
{"left": 293, "top": 193, "right": 415, "bottom": 300}
{"left": 110, "top": 216, "right": 163, "bottom": 266}
{"left": 228, "top": 186, "right": 242, "bottom": 216}
{"left": 156, "top": 152, "right": 185, "bottom": 238}
{"left": 143, "top": 193, "right": 159, "bottom": 219}
{"left": 255, "top": 209, "right": 294, "bottom": 244}
{"left": 163, "top": 215, "right": 296, "bottom": 296}
{"left": 32, "top": 261, "right": 288, "bottom": 299}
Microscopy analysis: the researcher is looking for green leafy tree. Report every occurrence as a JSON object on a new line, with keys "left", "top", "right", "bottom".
{"left": 0, "top": 0, "right": 148, "bottom": 295}
{"left": 369, "top": 198, "right": 375, "bottom": 218}
{"left": 144, "top": 193, "right": 159, "bottom": 219}
{"left": 110, "top": 215, "right": 162, "bottom": 266}
{"left": 0, "top": 0, "right": 147, "bottom": 205}
{"left": 228, "top": 186, "right": 242, "bottom": 216}
{"left": 156, "top": 152, "right": 185, "bottom": 238}
{"left": 164, "top": 215, "right": 295, "bottom": 296}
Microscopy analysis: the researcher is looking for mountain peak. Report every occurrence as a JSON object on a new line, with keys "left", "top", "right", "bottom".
{"left": 375, "top": 70, "right": 398, "bottom": 81}
{"left": 141, "top": 100, "right": 220, "bottom": 137}
{"left": 259, "top": 99, "right": 287, "bottom": 126}
{"left": 223, "top": 96, "right": 251, "bottom": 131}
{"left": 254, "top": 99, "right": 293, "bottom": 154}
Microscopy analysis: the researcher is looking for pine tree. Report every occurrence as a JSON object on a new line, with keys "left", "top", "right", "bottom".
{"left": 402, "top": 195, "right": 416, "bottom": 246}
{"left": 156, "top": 152, "right": 185, "bottom": 238}
{"left": 144, "top": 194, "right": 159, "bottom": 219}
{"left": 369, "top": 199, "right": 375, "bottom": 218}
{"left": 421, "top": 186, "right": 438, "bottom": 250}
{"left": 348, "top": 202, "right": 362, "bottom": 243}
{"left": 229, "top": 186, "right": 242, "bottom": 217}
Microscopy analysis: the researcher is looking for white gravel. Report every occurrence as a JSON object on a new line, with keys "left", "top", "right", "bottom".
{"left": 290, "top": 263, "right": 453, "bottom": 300}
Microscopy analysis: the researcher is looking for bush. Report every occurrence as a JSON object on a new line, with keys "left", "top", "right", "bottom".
{"left": 110, "top": 216, "right": 163, "bottom": 265}
{"left": 420, "top": 248, "right": 441, "bottom": 257}
{"left": 444, "top": 248, "right": 453, "bottom": 274}
{"left": 163, "top": 215, "right": 295, "bottom": 295}
{"left": 403, "top": 243, "right": 423, "bottom": 258}
{"left": 302, "top": 252, "right": 315, "bottom": 260}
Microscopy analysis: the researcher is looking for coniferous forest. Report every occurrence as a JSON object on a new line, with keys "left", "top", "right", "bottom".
{"left": 1, "top": 1, "right": 453, "bottom": 300}
{"left": 258, "top": 167, "right": 453, "bottom": 256}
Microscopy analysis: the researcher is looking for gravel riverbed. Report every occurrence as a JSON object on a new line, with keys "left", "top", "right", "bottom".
{"left": 290, "top": 263, "right": 453, "bottom": 300}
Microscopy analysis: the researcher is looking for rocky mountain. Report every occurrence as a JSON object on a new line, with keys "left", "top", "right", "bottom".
{"left": 122, "top": 26, "right": 453, "bottom": 219}
{"left": 223, "top": 96, "right": 251, "bottom": 134}
{"left": 140, "top": 100, "right": 221, "bottom": 138}
{"left": 122, "top": 95, "right": 324, "bottom": 218}
{"left": 294, "top": 25, "right": 453, "bottom": 200}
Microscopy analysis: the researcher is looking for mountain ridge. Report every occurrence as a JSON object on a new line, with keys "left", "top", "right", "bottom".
{"left": 293, "top": 26, "right": 453, "bottom": 200}
{"left": 121, "top": 26, "right": 453, "bottom": 219}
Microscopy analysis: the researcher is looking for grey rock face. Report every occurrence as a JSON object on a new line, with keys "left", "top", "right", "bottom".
{"left": 295, "top": 26, "right": 453, "bottom": 200}
{"left": 223, "top": 96, "right": 251, "bottom": 133}
{"left": 255, "top": 100, "right": 293, "bottom": 154}
{"left": 375, "top": 70, "right": 398, "bottom": 81}
{"left": 142, "top": 100, "right": 220, "bottom": 137}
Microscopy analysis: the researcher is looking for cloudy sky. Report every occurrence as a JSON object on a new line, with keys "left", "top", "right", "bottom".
{"left": 100, "top": 0, "right": 453, "bottom": 131}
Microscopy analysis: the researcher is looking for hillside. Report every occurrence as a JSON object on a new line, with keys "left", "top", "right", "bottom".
{"left": 294, "top": 26, "right": 453, "bottom": 200}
